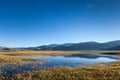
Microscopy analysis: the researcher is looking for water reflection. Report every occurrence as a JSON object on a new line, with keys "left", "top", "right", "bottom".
{"left": 0, "top": 54, "right": 119, "bottom": 76}
{"left": 64, "top": 54, "right": 119, "bottom": 59}
{"left": 31, "top": 54, "right": 119, "bottom": 68}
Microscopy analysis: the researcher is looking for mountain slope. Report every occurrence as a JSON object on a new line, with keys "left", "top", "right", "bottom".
{"left": 105, "top": 46, "right": 120, "bottom": 50}
{"left": 30, "top": 40, "right": 120, "bottom": 51}
{"left": 1, "top": 40, "right": 120, "bottom": 51}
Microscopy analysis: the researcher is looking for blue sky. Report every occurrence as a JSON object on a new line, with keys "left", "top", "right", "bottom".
{"left": 0, "top": 0, "right": 120, "bottom": 47}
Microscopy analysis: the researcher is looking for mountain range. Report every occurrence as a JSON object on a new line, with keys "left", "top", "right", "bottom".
{"left": 27, "top": 40, "right": 120, "bottom": 51}
{"left": 1, "top": 40, "right": 120, "bottom": 51}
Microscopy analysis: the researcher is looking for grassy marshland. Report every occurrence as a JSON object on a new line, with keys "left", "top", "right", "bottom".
{"left": 0, "top": 51, "right": 40, "bottom": 64}
{"left": 2, "top": 61, "right": 119, "bottom": 80}
{"left": 0, "top": 50, "right": 120, "bottom": 80}
{"left": 0, "top": 50, "right": 82, "bottom": 56}
{"left": 0, "top": 50, "right": 120, "bottom": 63}
{"left": 1, "top": 50, "right": 120, "bottom": 56}
{"left": 0, "top": 55, "right": 38, "bottom": 64}
{"left": 0, "top": 51, "right": 79, "bottom": 64}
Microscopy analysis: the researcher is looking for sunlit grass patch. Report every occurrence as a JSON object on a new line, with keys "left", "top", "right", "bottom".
{"left": 0, "top": 51, "right": 120, "bottom": 80}
{"left": 6, "top": 61, "right": 120, "bottom": 80}
{"left": 0, "top": 54, "right": 38, "bottom": 64}
{"left": 0, "top": 50, "right": 120, "bottom": 64}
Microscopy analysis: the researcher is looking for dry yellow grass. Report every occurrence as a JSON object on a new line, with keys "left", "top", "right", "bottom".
{"left": 6, "top": 61, "right": 120, "bottom": 80}
{"left": 1, "top": 50, "right": 120, "bottom": 56}
{"left": 0, "top": 50, "right": 120, "bottom": 64}
{"left": 0, "top": 50, "right": 81, "bottom": 64}
{"left": 0, "top": 50, "right": 83, "bottom": 56}
{"left": 0, "top": 50, "right": 120, "bottom": 80}
{"left": 0, "top": 52, "right": 38, "bottom": 64}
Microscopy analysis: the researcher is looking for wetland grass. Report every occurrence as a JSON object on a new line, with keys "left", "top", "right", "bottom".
{"left": 0, "top": 50, "right": 120, "bottom": 80}
{"left": 4, "top": 61, "right": 120, "bottom": 80}
{"left": 1, "top": 50, "right": 120, "bottom": 56}
{"left": 0, "top": 52, "right": 38, "bottom": 64}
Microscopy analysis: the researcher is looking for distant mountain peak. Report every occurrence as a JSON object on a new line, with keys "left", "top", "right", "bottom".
{"left": 1, "top": 40, "right": 120, "bottom": 50}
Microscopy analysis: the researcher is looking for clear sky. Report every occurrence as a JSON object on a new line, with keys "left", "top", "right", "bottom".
{"left": 0, "top": 0, "right": 120, "bottom": 47}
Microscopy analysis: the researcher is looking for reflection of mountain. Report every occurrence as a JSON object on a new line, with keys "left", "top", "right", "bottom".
{"left": 64, "top": 54, "right": 119, "bottom": 59}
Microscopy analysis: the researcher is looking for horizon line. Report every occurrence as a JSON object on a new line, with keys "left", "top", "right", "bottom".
{"left": 1, "top": 40, "right": 120, "bottom": 48}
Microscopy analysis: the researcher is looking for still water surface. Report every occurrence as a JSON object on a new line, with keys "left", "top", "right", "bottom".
{"left": 0, "top": 54, "right": 119, "bottom": 76}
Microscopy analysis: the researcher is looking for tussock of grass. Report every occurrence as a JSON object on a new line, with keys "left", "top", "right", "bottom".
{"left": 0, "top": 51, "right": 83, "bottom": 63}
{"left": 0, "top": 50, "right": 82, "bottom": 56}
{"left": 0, "top": 51, "right": 120, "bottom": 80}
{"left": 0, "top": 54, "right": 38, "bottom": 64}
{"left": 1, "top": 50, "right": 120, "bottom": 56}
{"left": 4, "top": 61, "right": 119, "bottom": 80}
{"left": 0, "top": 50, "right": 120, "bottom": 64}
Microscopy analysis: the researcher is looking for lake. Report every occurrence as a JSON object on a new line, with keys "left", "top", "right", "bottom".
{"left": 0, "top": 54, "right": 120, "bottom": 76}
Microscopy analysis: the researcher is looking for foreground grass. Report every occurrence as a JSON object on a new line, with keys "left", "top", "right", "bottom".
{"left": 2, "top": 61, "right": 119, "bottom": 80}
{"left": 0, "top": 50, "right": 120, "bottom": 80}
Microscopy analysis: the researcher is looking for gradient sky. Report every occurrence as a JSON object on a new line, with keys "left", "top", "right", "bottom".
{"left": 0, "top": 0, "right": 120, "bottom": 47}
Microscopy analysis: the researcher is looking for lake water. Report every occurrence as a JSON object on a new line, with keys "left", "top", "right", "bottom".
{"left": 0, "top": 54, "right": 120, "bottom": 76}
{"left": 31, "top": 54, "right": 119, "bottom": 67}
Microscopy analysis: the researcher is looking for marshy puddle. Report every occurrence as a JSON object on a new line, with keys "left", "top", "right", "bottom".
{"left": 0, "top": 54, "right": 120, "bottom": 76}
